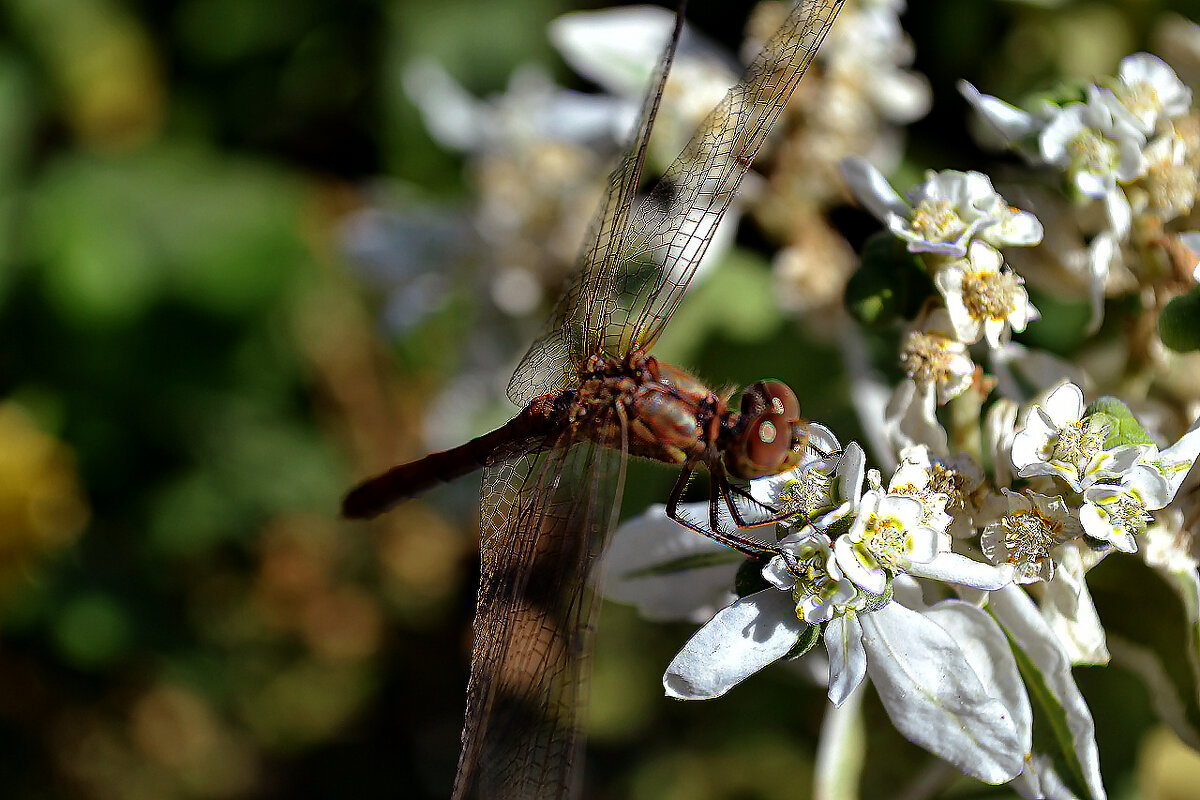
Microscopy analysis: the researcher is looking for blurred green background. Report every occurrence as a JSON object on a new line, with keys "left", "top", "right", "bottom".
{"left": 1, "top": 0, "right": 1200, "bottom": 798}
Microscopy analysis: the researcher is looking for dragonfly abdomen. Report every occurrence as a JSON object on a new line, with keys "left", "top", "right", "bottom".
{"left": 341, "top": 393, "right": 569, "bottom": 519}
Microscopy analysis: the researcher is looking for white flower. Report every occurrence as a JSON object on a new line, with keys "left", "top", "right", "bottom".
{"left": 1148, "top": 410, "right": 1200, "bottom": 500}
{"left": 899, "top": 308, "right": 974, "bottom": 402}
{"left": 762, "top": 528, "right": 860, "bottom": 624}
{"left": 754, "top": 435, "right": 864, "bottom": 528}
{"left": 980, "top": 490, "right": 1083, "bottom": 583}
{"left": 819, "top": 1, "right": 931, "bottom": 125}
{"left": 1079, "top": 464, "right": 1169, "bottom": 552}
{"left": 838, "top": 157, "right": 1042, "bottom": 258}
{"left": 1115, "top": 53, "right": 1193, "bottom": 134}
{"left": 886, "top": 444, "right": 954, "bottom": 535}
{"left": 934, "top": 241, "right": 1037, "bottom": 347}
{"left": 1139, "top": 133, "right": 1197, "bottom": 220}
{"left": 403, "top": 59, "right": 628, "bottom": 153}
{"left": 549, "top": 5, "right": 737, "bottom": 158}
{"left": 1010, "top": 382, "right": 1149, "bottom": 491}
{"left": 886, "top": 446, "right": 1015, "bottom": 589}
{"left": 834, "top": 489, "right": 938, "bottom": 593}
{"left": 1038, "top": 87, "right": 1147, "bottom": 198}
{"left": 883, "top": 378, "right": 948, "bottom": 460}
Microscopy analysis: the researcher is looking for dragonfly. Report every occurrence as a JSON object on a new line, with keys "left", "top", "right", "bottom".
{"left": 342, "top": 1, "right": 845, "bottom": 797}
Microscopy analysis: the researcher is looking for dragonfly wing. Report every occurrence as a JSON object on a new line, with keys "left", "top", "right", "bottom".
{"left": 506, "top": 9, "right": 685, "bottom": 407}
{"left": 453, "top": 414, "right": 627, "bottom": 800}
{"left": 600, "top": 0, "right": 845, "bottom": 357}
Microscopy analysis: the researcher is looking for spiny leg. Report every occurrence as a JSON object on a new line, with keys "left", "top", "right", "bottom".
{"left": 665, "top": 466, "right": 774, "bottom": 559}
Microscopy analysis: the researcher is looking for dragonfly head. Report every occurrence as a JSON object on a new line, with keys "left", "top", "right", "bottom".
{"left": 723, "top": 379, "right": 809, "bottom": 480}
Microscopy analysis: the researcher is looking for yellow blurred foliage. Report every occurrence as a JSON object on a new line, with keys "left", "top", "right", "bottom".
{"left": 1139, "top": 727, "right": 1200, "bottom": 800}
{"left": 0, "top": 402, "right": 88, "bottom": 589}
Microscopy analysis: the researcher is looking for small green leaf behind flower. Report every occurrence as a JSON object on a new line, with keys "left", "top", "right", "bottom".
{"left": 1159, "top": 284, "right": 1200, "bottom": 352}
{"left": 845, "top": 232, "right": 935, "bottom": 328}
{"left": 1084, "top": 397, "right": 1156, "bottom": 448}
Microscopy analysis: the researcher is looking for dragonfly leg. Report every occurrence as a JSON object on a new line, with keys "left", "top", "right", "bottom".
{"left": 717, "top": 474, "right": 818, "bottom": 537}
{"left": 664, "top": 467, "right": 774, "bottom": 559}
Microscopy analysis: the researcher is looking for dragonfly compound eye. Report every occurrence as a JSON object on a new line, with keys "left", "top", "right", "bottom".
{"left": 741, "top": 379, "right": 801, "bottom": 422}
{"left": 724, "top": 411, "right": 808, "bottom": 479}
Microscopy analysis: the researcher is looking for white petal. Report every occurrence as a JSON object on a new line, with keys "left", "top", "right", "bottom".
{"left": 988, "top": 585, "right": 1108, "bottom": 799}
{"left": 824, "top": 613, "right": 867, "bottom": 706}
{"left": 549, "top": 7, "right": 676, "bottom": 96}
{"left": 1041, "top": 544, "right": 1109, "bottom": 665}
{"left": 838, "top": 156, "right": 910, "bottom": 223}
{"left": 1038, "top": 103, "right": 1086, "bottom": 166}
{"left": 1041, "top": 382, "right": 1086, "bottom": 426}
{"left": 835, "top": 533, "right": 887, "bottom": 594}
{"left": 1079, "top": 501, "right": 1132, "bottom": 552}
{"left": 808, "top": 423, "right": 843, "bottom": 457}
{"left": 1125, "top": 463, "right": 1171, "bottom": 512}
{"left": 1085, "top": 442, "right": 1154, "bottom": 488}
{"left": 664, "top": 589, "right": 807, "bottom": 700}
{"left": 958, "top": 80, "right": 1039, "bottom": 144}
{"left": 883, "top": 379, "right": 949, "bottom": 460}
{"left": 908, "top": 552, "right": 1014, "bottom": 589}
{"left": 402, "top": 59, "right": 490, "bottom": 152}
{"left": 905, "top": 524, "right": 941, "bottom": 565}
{"left": 924, "top": 602, "right": 1032, "bottom": 754}
{"left": 1156, "top": 413, "right": 1200, "bottom": 501}
{"left": 761, "top": 555, "right": 796, "bottom": 591}
{"left": 860, "top": 604, "right": 1026, "bottom": 784}
{"left": 603, "top": 503, "right": 743, "bottom": 622}
{"left": 870, "top": 70, "right": 932, "bottom": 123}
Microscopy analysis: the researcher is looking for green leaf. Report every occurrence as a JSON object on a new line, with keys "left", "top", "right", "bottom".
{"left": 782, "top": 619, "right": 821, "bottom": 661}
{"left": 1005, "top": 626, "right": 1096, "bottom": 799}
{"left": 844, "top": 232, "right": 934, "bottom": 328}
{"left": 734, "top": 555, "right": 771, "bottom": 598}
{"left": 1085, "top": 397, "right": 1155, "bottom": 448}
{"left": 620, "top": 549, "right": 746, "bottom": 582}
{"left": 1159, "top": 285, "right": 1200, "bottom": 352}
{"left": 1088, "top": 555, "right": 1200, "bottom": 749}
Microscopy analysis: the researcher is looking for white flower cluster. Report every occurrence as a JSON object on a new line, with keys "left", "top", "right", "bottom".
{"left": 604, "top": 390, "right": 1200, "bottom": 793}
{"left": 600, "top": 26, "right": 1200, "bottom": 798}
{"left": 962, "top": 52, "right": 1200, "bottom": 329}
{"left": 839, "top": 156, "right": 1043, "bottom": 423}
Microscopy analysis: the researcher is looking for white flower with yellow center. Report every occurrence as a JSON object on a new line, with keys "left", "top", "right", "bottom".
{"left": 980, "top": 490, "right": 1082, "bottom": 583}
{"left": 1080, "top": 465, "right": 1169, "bottom": 553}
{"left": 899, "top": 308, "right": 974, "bottom": 402}
{"left": 1114, "top": 53, "right": 1192, "bottom": 135}
{"left": 755, "top": 435, "right": 864, "bottom": 528}
{"left": 838, "top": 157, "right": 1042, "bottom": 258}
{"left": 762, "top": 528, "right": 860, "bottom": 624}
{"left": 1139, "top": 133, "right": 1197, "bottom": 220}
{"left": 1038, "top": 87, "right": 1147, "bottom": 199}
{"left": 887, "top": 445, "right": 954, "bottom": 535}
{"left": 834, "top": 489, "right": 937, "bottom": 593}
{"left": 935, "top": 241, "right": 1037, "bottom": 347}
{"left": 1010, "top": 382, "right": 1149, "bottom": 492}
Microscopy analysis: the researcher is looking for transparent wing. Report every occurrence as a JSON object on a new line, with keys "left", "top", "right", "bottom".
{"left": 607, "top": 0, "right": 845, "bottom": 356}
{"left": 507, "top": 0, "right": 845, "bottom": 407}
{"left": 507, "top": 10, "right": 685, "bottom": 406}
{"left": 452, "top": 413, "right": 627, "bottom": 800}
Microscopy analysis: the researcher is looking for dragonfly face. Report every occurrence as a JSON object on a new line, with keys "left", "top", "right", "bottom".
{"left": 342, "top": 2, "right": 847, "bottom": 797}
{"left": 724, "top": 379, "right": 810, "bottom": 480}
